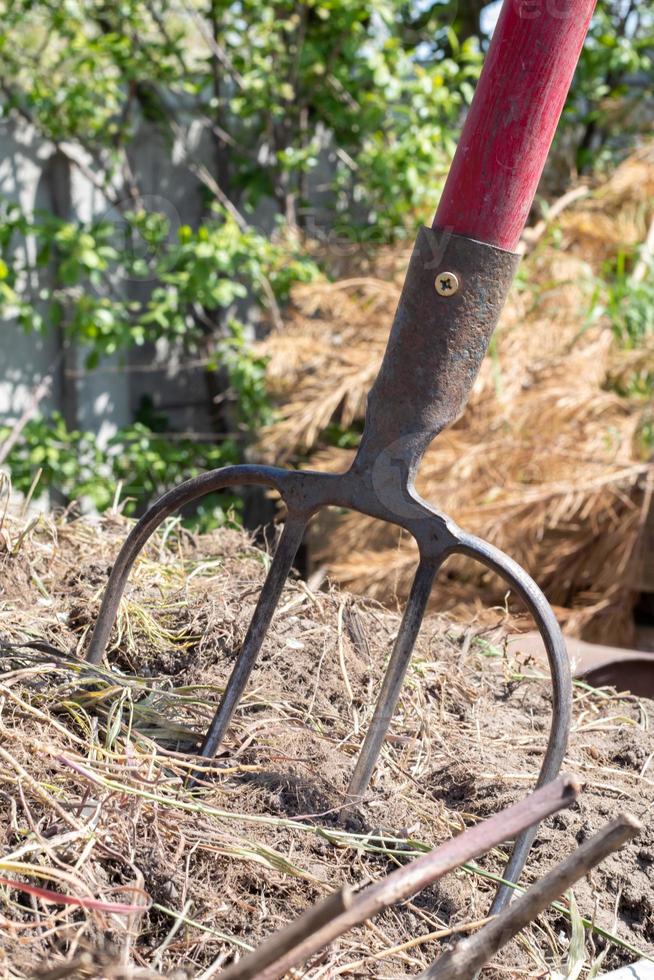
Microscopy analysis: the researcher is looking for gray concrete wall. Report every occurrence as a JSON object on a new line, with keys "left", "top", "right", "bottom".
{"left": 0, "top": 118, "right": 224, "bottom": 446}
{"left": 0, "top": 121, "right": 132, "bottom": 444}
{"left": 0, "top": 124, "right": 63, "bottom": 426}
{"left": 0, "top": 115, "right": 337, "bottom": 464}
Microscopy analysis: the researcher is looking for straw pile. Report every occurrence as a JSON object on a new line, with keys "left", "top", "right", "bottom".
{"left": 258, "top": 147, "right": 654, "bottom": 645}
{"left": 1, "top": 505, "right": 652, "bottom": 977}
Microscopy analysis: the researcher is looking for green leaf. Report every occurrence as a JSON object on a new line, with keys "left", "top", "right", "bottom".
{"left": 564, "top": 891, "right": 587, "bottom": 980}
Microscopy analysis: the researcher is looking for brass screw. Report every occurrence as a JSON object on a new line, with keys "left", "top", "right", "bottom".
{"left": 434, "top": 271, "right": 459, "bottom": 296}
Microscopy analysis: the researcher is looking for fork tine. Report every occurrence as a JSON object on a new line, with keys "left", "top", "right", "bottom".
{"left": 198, "top": 515, "right": 307, "bottom": 761}
{"left": 342, "top": 526, "right": 570, "bottom": 929}
{"left": 345, "top": 557, "right": 440, "bottom": 805}
{"left": 455, "top": 531, "right": 571, "bottom": 916}
{"left": 86, "top": 464, "right": 286, "bottom": 666}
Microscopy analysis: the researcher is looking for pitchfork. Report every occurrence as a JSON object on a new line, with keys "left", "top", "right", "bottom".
{"left": 86, "top": 0, "right": 597, "bottom": 915}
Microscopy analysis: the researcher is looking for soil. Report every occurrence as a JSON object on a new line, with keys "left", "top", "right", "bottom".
{"left": 0, "top": 511, "right": 652, "bottom": 979}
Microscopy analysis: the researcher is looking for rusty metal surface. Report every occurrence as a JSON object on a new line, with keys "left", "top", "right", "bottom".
{"left": 355, "top": 226, "right": 519, "bottom": 485}
{"left": 85, "top": 226, "right": 571, "bottom": 915}
{"left": 579, "top": 657, "right": 654, "bottom": 700}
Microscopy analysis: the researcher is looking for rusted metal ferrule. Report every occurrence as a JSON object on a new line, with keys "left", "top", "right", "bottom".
{"left": 353, "top": 227, "right": 520, "bottom": 484}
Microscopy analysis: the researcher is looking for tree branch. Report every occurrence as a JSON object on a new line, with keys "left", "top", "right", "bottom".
{"left": 178, "top": 0, "right": 246, "bottom": 91}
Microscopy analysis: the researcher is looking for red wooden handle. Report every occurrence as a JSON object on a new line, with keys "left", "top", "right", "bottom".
{"left": 433, "top": 0, "right": 597, "bottom": 251}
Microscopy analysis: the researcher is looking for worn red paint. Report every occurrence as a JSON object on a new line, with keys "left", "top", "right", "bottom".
{"left": 434, "top": 0, "right": 597, "bottom": 251}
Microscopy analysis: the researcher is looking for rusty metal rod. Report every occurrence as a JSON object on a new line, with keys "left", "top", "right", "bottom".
{"left": 198, "top": 516, "right": 307, "bottom": 760}
{"left": 456, "top": 532, "right": 572, "bottom": 916}
{"left": 219, "top": 775, "right": 580, "bottom": 980}
{"left": 345, "top": 557, "right": 440, "bottom": 805}
{"left": 421, "top": 813, "right": 643, "bottom": 980}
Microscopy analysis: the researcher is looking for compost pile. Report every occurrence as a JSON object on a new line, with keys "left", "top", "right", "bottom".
{"left": 259, "top": 147, "right": 654, "bottom": 646}
{"left": 0, "top": 508, "right": 652, "bottom": 978}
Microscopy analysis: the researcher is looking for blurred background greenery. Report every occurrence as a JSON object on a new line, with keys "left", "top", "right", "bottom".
{"left": 0, "top": 0, "right": 652, "bottom": 528}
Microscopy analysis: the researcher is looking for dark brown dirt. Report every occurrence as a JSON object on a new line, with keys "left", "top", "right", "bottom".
{"left": 0, "top": 511, "right": 652, "bottom": 978}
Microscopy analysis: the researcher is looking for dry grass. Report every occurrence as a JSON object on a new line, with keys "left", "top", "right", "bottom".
{"left": 258, "top": 147, "right": 654, "bottom": 644}
{"left": 1, "top": 504, "right": 653, "bottom": 978}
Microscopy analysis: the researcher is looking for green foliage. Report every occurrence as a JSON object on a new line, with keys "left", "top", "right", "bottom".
{"left": 601, "top": 263, "right": 654, "bottom": 354}
{"left": 0, "top": 0, "right": 484, "bottom": 232}
{"left": 587, "top": 247, "right": 654, "bottom": 454}
{"left": 0, "top": 318, "right": 272, "bottom": 518}
{"left": 567, "top": 3, "right": 654, "bottom": 172}
{"left": 212, "top": 321, "right": 274, "bottom": 429}
{"left": 207, "top": 0, "right": 483, "bottom": 231}
{"left": 0, "top": 411, "right": 241, "bottom": 525}
{"left": 321, "top": 421, "right": 363, "bottom": 449}
{"left": 3, "top": 413, "right": 107, "bottom": 506}
{"left": 0, "top": 199, "right": 313, "bottom": 517}
{"left": 0, "top": 1, "right": 182, "bottom": 147}
{"left": 344, "top": 38, "right": 481, "bottom": 234}
{"left": 589, "top": 249, "right": 654, "bottom": 355}
{"left": 0, "top": 202, "right": 318, "bottom": 360}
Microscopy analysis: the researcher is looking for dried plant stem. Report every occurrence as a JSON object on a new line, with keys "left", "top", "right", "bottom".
{"left": 517, "top": 184, "right": 590, "bottom": 254}
{"left": 421, "top": 813, "right": 643, "bottom": 979}
{"left": 220, "top": 775, "right": 580, "bottom": 980}
{"left": 0, "top": 358, "right": 59, "bottom": 467}
{"left": 631, "top": 214, "right": 654, "bottom": 285}
{"left": 0, "top": 746, "right": 83, "bottom": 832}
{"left": 337, "top": 916, "right": 494, "bottom": 973}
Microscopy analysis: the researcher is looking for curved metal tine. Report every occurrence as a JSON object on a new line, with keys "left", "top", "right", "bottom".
{"left": 344, "top": 557, "right": 442, "bottom": 808}
{"left": 455, "top": 531, "right": 572, "bottom": 916}
{"left": 83, "top": 461, "right": 308, "bottom": 779}
{"left": 85, "top": 465, "right": 284, "bottom": 666}
{"left": 197, "top": 515, "right": 307, "bottom": 764}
